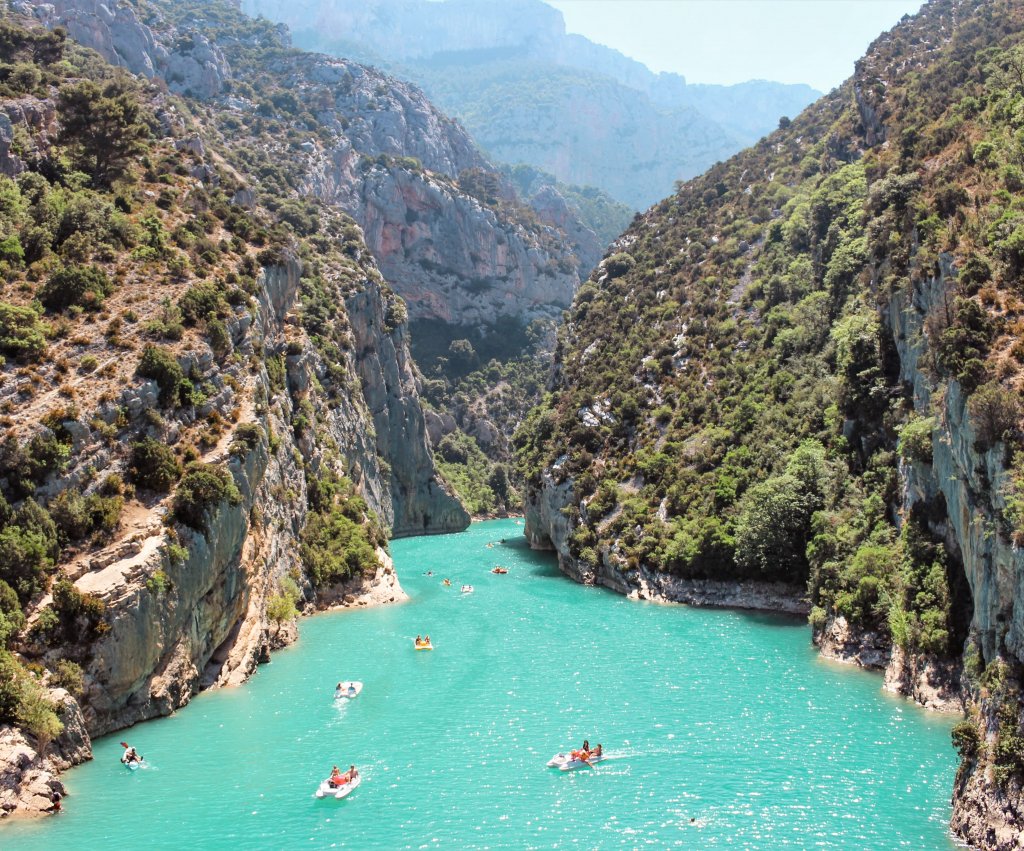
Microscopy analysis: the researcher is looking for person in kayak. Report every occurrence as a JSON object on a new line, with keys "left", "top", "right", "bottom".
{"left": 571, "top": 740, "right": 590, "bottom": 760}
{"left": 121, "top": 746, "right": 141, "bottom": 765}
{"left": 592, "top": 744, "right": 603, "bottom": 758}
{"left": 424, "top": 635, "right": 431, "bottom": 645}
{"left": 415, "top": 635, "right": 422, "bottom": 644}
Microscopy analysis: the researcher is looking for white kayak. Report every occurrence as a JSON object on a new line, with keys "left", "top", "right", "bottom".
{"left": 124, "top": 760, "right": 141, "bottom": 771}
{"left": 461, "top": 585, "right": 474, "bottom": 594}
{"left": 314, "top": 773, "right": 362, "bottom": 799}
{"left": 334, "top": 681, "right": 363, "bottom": 699}
{"left": 547, "top": 751, "right": 605, "bottom": 771}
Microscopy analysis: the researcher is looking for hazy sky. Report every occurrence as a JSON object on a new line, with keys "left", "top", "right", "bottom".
{"left": 546, "top": 0, "right": 927, "bottom": 91}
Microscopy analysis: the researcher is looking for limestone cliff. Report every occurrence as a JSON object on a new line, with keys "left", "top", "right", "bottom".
{"left": 23, "top": 0, "right": 581, "bottom": 329}
{"left": 0, "top": 5, "right": 466, "bottom": 819}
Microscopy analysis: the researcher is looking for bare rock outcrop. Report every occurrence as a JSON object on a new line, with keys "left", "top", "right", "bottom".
{"left": 0, "top": 689, "right": 89, "bottom": 819}
{"left": 22, "top": 0, "right": 230, "bottom": 99}
{"left": 345, "top": 280, "right": 469, "bottom": 536}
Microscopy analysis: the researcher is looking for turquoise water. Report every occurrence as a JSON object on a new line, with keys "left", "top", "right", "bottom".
{"left": 7, "top": 519, "right": 959, "bottom": 849}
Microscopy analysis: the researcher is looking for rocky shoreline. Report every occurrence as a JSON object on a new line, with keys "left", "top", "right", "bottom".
{"left": 0, "top": 565, "right": 406, "bottom": 822}
{"left": 629, "top": 569, "right": 810, "bottom": 616}
{"left": 815, "top": 616, "right": 966, "bottom": 713}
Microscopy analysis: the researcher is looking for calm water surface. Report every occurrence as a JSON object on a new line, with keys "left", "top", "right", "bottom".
{"left": 6, "top": 519, "right": 959, "bottom": 849}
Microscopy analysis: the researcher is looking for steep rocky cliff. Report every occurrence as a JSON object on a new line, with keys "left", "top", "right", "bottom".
{"left": 517, "top": 1, "right": 1024, "bottom": 845}
{"left": 0, "top": 6, "right": 466, "bottom": 818}
{"left": 23, "top": 0, "right": 583, "bottom": 333}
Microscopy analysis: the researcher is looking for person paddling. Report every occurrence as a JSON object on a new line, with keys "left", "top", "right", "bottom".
{"left": 120, "top": 742, "right": 143, "bottom": 765}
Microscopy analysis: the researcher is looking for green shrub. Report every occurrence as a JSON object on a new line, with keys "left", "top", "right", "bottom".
{"left": 179, "top": 281, "right": 229, "bottom": 325}
{"left": 898, "top": 416, "right": 936, "bottom": 463}
{"left": 47, "top": 578, "right": 106, "bottom": 643}
{"left": 951, "top": 718, "right": 981, "bottom": 760}
{"left": 994, "top": 698, "right": 1024, "bottom": 786}
{"left": 602, "top": 252, "right": 636, "bottom": 278}
{"left": 50, "top": 659, "right": 84, "bottom": 697}
{"left": 0, "top": 578, "right": 24, "bottom": 647}
{"left": 735, "top": 473, "right": 815, "bottom": 580}
{"left": 39, "top": 264, "right": 112, "bottom": 311}
{"left": 137, "top": 345, "right": 184, "bottom": 407}
{"left": 129, "top": 436, "right": 181, "bottom": 492}
{"left": 48, "top": 489, "right": 91, "bottom": 543}
{"left": 266, "top": 576, "right": 300, "bottom": 621}
{"left": 968, "top": 382, "right": 1022, "bottom": 450}
{"left": 0, "top": 302, "right": 47, "bottom": 361}
{"left": 0, "top": 523, "right": 54, "bottom": 604}
{"left": 0, "top": 233, "right": 24, "bottom": 265}
{"left": 57, "top": 76, "right": 151, "bottom": 186}
{"left": 0, "top": 651, "right": 62, "bottom": 748}
{"left": 206, "top": 317, "right": 231, "bottom": 358}
{"left": 300, "top": 505, "right": 380, "bottom": 587}
{"left": 172, "top": 463, "right": 242, "bottom": 530}
{"left": 145, "top": 569, "right": 171, "bottom": 596}
{"left": 49, "top": 488, "right": 122, "bottom": 544}
{"left": 229, "top": 423, "right": 263, "bottom": 456}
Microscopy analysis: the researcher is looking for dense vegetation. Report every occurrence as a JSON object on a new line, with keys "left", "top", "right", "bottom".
{"left": 518, "top": 0, "right": 1024, "bottom": 672}
{"left": 414, "top": 315, "right": 552, "bottom": 516}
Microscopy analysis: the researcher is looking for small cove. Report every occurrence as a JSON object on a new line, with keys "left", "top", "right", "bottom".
{"left": 5, "top": 518, "right": 959, "bottom": 849}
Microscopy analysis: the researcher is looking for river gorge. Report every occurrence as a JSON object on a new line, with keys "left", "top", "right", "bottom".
{"left": 6, "top": 520, "right": 958, "bottom": 849}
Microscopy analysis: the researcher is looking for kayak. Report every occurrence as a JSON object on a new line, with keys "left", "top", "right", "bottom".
{"left": 314, "top": 773, "right": 362, "bottom": 800}
{"left": 334, "top": 681, "right": 363, "bottom": 699}
{"left": 123, "top": 760, "right": 141, "bottom": 771}
{"left": 547, "top": 751, "right": 606, "bottom": 771}
{"left": 491, "top": 567, "right": 508, "bottom": 574}
{"left": 414, "top": 641, "right": 434, "bottom": 650}
{"left": 461, "top": 585, "right": 473, "bottom": 593}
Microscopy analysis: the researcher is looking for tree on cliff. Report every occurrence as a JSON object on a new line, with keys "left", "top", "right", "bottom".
{"left": 57, "top": 75, "right": 152, "bottom": 187}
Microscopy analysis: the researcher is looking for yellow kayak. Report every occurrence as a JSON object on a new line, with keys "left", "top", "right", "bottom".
{"left": 414, "top": 640, "right": 434, "bottom": 651}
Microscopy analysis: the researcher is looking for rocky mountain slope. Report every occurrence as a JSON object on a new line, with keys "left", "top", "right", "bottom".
{"left": 240, "top": 0, "right": 819, "bottom": 210}
{"left": 31, "top": 0, "right": 588, "bottom": 328}
{"left": 22, "top": 0, "right": 598, "bottom": 523}
{"left": 516, "top": 0, "right": 1024, "bottom": 845}
{"left": 0, "top": 0, "right": 496, "bottom": 818}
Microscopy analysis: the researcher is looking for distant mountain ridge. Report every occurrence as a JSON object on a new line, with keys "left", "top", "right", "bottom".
{"left": 241, "top": 0, "right": 820, "bottom": 209}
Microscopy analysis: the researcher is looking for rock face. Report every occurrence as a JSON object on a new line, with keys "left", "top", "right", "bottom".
{"left": 344, "top": 276, "right": 470, "bottom": 536}
{"left": 24, "top": 0, "right": 581, "bottom": 328}
{"left": 0, "top": 690, "right": 88, "bottom": 819}
{"left": 56, "top": 248, "right": 464, "bottom": 739}
{"left": 20, "top": 0, "right": 230, "bottom": 99}
{"left": 519, "top": 0, "right": 1024, "bottom": 843}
